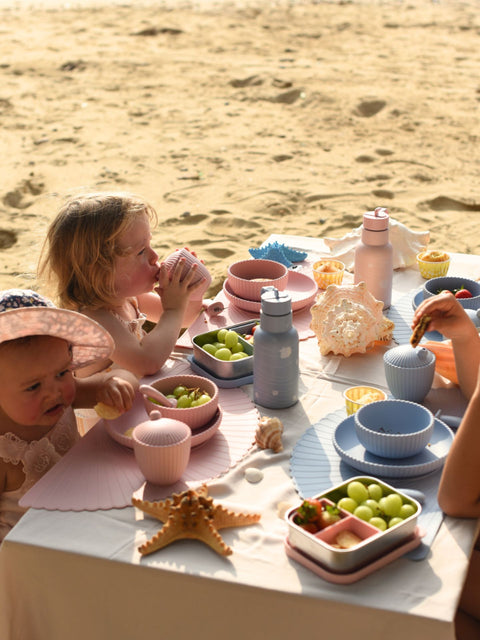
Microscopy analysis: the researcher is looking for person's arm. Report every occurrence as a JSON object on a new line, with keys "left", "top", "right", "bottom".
{"left": 88, "top": 261, "right": 205, "bottom": 377}
{"left": 438, "top": 370, "right": 480, "bottom": 518}
{"left": 412, "top": 291, "right": 480, "bottom": 398}
{"left": 73, "top": 368, "right": 138, "bottom": 413}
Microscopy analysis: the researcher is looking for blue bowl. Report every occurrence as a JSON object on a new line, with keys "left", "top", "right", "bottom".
{"left": 423, "top": 276, "right": 480, "bottom": 310}
{"left": 354, "top": 399, "right": 434, "bottom": 459}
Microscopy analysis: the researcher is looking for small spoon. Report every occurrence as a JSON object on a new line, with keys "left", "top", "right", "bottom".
{"left": 139, "top": 384, "right": 177, "bottom": 407}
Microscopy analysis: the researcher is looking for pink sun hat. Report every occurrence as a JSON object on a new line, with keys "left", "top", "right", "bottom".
{"left": 0, "top": 289, "right": 114, "bottom": 369}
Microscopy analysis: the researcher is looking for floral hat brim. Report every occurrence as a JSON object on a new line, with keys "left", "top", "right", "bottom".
{"left": 0, "top": 289, "right": 114, "bottom": 369}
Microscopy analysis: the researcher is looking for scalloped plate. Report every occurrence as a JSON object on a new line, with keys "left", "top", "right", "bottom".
{"left": 106, "top": 407, "right": 223, "bottom": 449}
{"left": 223, "top": 270, "right": 318, "bottom": 313}
{"left": 332, "top": 415, "right": 453, "bottom": 479}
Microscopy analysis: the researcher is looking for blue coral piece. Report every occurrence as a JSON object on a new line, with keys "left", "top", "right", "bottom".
{"left": 248, "top": 242, "right": 307, "bottom": 267}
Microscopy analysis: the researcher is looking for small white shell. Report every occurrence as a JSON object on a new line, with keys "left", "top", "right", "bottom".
{"left": 245, "top": 468, "right": 264, "bottom": 483}
{"left": 255, "top": 416, "right": 284, "bottom": 453}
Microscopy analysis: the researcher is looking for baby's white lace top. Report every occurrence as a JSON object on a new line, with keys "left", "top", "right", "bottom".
{"left": 0, "top": 407, "right": 79, "bottom": 541}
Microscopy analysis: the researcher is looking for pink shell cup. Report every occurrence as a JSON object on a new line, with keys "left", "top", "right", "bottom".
{"left": 163, "top": 248, "right": 212, "bottom": 300}
{"left": 133, "top": 412, "right": 191, "bottom": 485}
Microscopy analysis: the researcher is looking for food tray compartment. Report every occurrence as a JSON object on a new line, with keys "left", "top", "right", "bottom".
{"left": 286, "top": 476, "right": 421, "bottom": 573}
{"left": 192, "top": 321, "right": 256, "bottom": 379}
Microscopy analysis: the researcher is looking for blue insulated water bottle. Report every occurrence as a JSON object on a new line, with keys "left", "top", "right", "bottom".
{"left": 253, "top": 286, "right": 299, "bottom": 409}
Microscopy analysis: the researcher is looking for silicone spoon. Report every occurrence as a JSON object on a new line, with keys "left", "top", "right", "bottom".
{"left": 139, "top": 384, "right": 177, "bottom": 407}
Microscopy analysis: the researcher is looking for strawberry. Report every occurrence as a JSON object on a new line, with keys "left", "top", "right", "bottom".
{"left": 455, "top": 288, "right": 472, "bottom": 299}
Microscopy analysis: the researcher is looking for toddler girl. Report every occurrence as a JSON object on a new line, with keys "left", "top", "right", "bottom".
{"left": 0, "top": 289, "right": 137, "bottom": 542}
{"left": 39, "top": 192, "right": 206, "bottom": 377}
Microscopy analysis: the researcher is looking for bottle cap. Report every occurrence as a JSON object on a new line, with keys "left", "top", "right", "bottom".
{"left": 363, "top": 207, "right": 389, "bottom": 231}
{"left": 260, "top": 286, "right": 292, "bottom": 316}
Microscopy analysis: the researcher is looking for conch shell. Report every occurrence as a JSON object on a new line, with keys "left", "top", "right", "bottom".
{"left": 255, "top": 416, "right": 284, "bottom": 453}
{"left": 310, "top": 282, "right": 394, "bottom": 357}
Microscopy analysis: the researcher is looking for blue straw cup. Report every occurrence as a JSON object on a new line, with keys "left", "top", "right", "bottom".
{"left": 383, "top": 345, "right": 436, "bottom": 403}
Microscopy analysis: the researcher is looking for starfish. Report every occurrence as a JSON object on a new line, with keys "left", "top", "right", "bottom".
{"left": 132, "top": 485, "right": 261, "bottom": 557}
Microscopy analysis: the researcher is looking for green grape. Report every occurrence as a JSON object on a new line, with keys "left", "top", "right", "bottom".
{"left": 215, "top": 347, "right": 232, "bottom": 361}
{"left": 196, "top": 394, "right": 211, "bottom": 405}
{"left": 231, "top": 343, "right": 244, "bottom": 354}
{"left": 230, "top": 352, "right": 248, "bottom": 361}
{"left": 369, "top": 517, "right": 387, "bottom": 531}
{"left": 388, "top": 516, "right": 404, "bottom": 528}
{"left": 202, "top": 343, "right": 217, "bottom": 356}
{"left": 176, "top": 394, "right": 192, "bottom": 408}
{"left": 399, "top": 504, "right": 416, "bottom": 519}
{"left": 337, "top": 497, "right": 357, "bottom": 513}
{"left": 367, "top": 483, "right": 383, "bottom": 501}
{"left": 347, "top": 481, "right": 368, "bottom": 504}
{"left": 217, "top": 329, "right": 227, "bottom": 342}
{"left": 353, "top": 505, "right": 373, "bottom": 521}
{"left": 173, "top": 385, "right": 188, "bottom": 398}
{"left": 361, "top": 499, "right": 380, "bottom": 516}
{"left": 380, "top": 493, "right": 403, "bottom": 517}
{"left": 214, "top": 342, "right": 225, "bottom": 350}
{"left": 224, "top": 330, "right": 239, "bottom": 349}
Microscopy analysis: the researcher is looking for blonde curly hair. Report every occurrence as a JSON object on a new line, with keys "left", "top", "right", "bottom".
{"left": 38, "top": 191, "right": 157, "bottom": 310}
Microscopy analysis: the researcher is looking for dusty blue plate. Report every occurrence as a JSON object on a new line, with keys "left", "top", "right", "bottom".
{"left": 333, "top": 415, "right": 453, "bottom": 479}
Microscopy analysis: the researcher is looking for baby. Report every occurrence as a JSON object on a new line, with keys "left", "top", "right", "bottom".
{"left": 0, "top": 289, "right": 137, "bottom": 541}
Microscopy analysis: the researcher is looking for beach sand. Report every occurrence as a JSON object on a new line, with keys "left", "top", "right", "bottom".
{"left": 1, "top": 0, "right": 479, "bottom": 297}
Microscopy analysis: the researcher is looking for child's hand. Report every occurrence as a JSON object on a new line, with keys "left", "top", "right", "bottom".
{"left": 412, "top": 290, "right": 475, "bottom": 341}
{"left": 96, "top": 375, "right": 136, "bottom": 415}
{"left": 155, "top": 259, "right": 206, "bottom": 311}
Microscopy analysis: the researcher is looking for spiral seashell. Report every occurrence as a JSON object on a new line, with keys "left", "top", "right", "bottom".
{"left": 310, "top": 282, "right": 394, "bottom": 357}
{"left": 255, "top": 416, "right": 284, "bottom": 453}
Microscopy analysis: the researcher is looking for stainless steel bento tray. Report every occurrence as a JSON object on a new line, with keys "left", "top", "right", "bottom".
{"left": 192, "top": 320, "right": 257, "bottom": 379}
{"left": 285, "top": 476, "right": 421, "bottom": 574}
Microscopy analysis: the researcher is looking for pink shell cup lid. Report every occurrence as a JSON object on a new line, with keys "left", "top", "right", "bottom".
{"left": 0, "top": 289, "right": 114, "bottom": 369}
{"left": 134, "top": 412, "right": 191, "bottom": 446}
{"left": 363, "top": 207, "right": 389, "bottom": 231}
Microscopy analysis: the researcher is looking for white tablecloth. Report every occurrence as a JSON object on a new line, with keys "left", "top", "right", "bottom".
{"left": 0, "top": 236, "right": 479, "bottom": 640}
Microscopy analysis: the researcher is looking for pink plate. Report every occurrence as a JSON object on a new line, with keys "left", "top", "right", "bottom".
{"left": 223, "top": 270, "right": 318, "bottom": 313}
{"left": 106, "top": 407, "right": 223, "bottom": 449}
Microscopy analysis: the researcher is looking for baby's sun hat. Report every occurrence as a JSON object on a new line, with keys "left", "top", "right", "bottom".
{"left": 0, "top": 289, "right": 114, "bottom": 369}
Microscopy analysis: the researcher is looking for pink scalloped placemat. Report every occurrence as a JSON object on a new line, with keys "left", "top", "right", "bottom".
{"left": 20, "top": 360, "right": 259, "bottom": 511}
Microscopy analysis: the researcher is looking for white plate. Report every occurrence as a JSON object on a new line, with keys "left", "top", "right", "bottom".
{"left": 106, "top": 407, "right": 223, "bottom": 449}
{"left": 223, "top": 270, "right": 318, "bottom": 313}
{"left": 332, "top": 415, "right": 453, "bottom": 479}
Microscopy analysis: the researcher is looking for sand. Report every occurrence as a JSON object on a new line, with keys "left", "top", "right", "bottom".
{"left": 1, "top": 0, "right": 479, "bottom": 297}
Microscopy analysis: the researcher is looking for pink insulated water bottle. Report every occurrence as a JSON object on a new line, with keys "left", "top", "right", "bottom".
{"left": 354, "top": 207, "right": 393, "bottom": 309}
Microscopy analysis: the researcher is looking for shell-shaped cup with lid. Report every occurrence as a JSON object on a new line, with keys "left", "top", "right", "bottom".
{"left": 132, "top": 410, "right": 191, "bottom": 485}
{"left": 383, "top": 345, "right": 436, "bottom": 403}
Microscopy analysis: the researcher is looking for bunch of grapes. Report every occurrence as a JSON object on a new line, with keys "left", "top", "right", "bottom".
{"left": 151, "top": 385, "right": 212, "bottom": 409}
{"left": 201, "top": 329, "right": 250, "bottom": 362}
{"left": 335, "top": 481, "right": 416, "bottom": 531}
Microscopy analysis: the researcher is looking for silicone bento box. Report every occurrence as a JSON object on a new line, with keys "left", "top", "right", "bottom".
{"left": 285, "top": 476, "right": 421, "bottom": 574}
{"left": 192, "top": 320, "right": 256, "bottom": 379}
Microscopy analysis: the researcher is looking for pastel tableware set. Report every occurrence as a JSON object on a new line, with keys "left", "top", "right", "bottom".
{"left": 222, "top": 258, "right": 318, "bottom": 314}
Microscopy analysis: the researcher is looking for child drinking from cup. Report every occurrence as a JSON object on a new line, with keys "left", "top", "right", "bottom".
{"left": 0, "top": 289, "right": 137, "bottom": 542}
{"left": 38, "top": 192, "right": 207, "bottom": 377}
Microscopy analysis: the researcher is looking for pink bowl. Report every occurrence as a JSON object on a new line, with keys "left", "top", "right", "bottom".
{"left": 142, "top": 374, "right": 219, "bottom": 430}
{"left": 227, "top": 259, "right": 289, "bottom": 301}
{"left": 162, "top": 248, "right": 212, "bottom": 299}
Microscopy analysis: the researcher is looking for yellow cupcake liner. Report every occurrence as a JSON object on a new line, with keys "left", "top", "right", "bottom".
{"left": 416, "top": 253, "right": 450, "bottom": 279}
{"left": 343, "top": 386, "right": 387, "bottom": 416}
{"left": 313, "top": 259, "right": 345, "bottom": 289}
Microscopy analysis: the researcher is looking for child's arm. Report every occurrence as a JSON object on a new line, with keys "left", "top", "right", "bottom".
{"left": 438, "top": 366, "right": 480, "bottom": 518}
{"left": 412, "top": 291, "right": 480, "bottom": 398}
{"left": 73, "top": 368, "right": 138, "bottom": 413}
